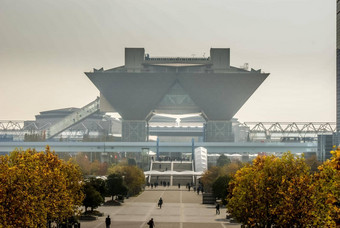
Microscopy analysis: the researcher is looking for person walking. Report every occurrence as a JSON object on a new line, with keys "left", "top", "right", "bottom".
{"left": 147, "top": 218, "right": 155, "bottom": 228}
{"left": 158, "top": 197, "right": 163, "bottom": 209}
{"left": 215, "top": 203, "right": 220, "bottom": 215}
{"left": 105, "top": 215, "right": 111, "bottom": 228}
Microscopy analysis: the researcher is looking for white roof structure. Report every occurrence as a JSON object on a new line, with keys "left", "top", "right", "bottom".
{"left": 144, "top": 170, "right": 203, "bottom": 176}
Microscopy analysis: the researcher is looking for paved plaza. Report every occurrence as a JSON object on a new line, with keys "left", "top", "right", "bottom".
{"left": 80, "top": 186, "right": 241, "bottom": 228}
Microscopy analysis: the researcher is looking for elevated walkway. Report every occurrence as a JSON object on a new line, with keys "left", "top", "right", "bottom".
{"left": 46, "top": 97, "right": 100, "bottom": 139}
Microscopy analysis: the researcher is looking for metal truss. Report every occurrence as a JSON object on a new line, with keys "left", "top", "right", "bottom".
{"left": 242, "top": 122, "right": 336, "bottom": 142}
{"left": 1, "top": 120, "right": 336, "bottom": 142}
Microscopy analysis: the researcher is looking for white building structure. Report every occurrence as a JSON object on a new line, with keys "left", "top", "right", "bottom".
{"left": 195, "top": 147, "right": 207, "bottom": 172}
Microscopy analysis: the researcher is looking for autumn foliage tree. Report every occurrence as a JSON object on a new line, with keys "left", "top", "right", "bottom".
{"left": 201, "top": 160, "right": 243, "bottom": 193}
{"left": 313, "top": 148, "right": 340, "bottom": 226}
{"left": 108, "top": 163, "right": 145, "bottom": 196}
{"left": 73, "top": 153, "right": 108, "bottom": 176}
{"left": 227, "top": 151, "right": 340, "bottom": 227}
{"left": 0, "top": 147, "right": 84, "bottom": 227}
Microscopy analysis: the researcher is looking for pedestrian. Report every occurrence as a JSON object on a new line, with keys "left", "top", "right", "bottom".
{"left": 158, "top": 197, "right": 163, "bottom": 209}
{"left": 188, "top": 185, "right": 191, "bottom": 191}
{"left": 178, "top": 183, "right": 180, "bottom": 188}
{"left": 105, "top": 215, "right": 111, "bottom": 228}
{"left": 215, "top": 203, "right": 220, "bottom": 215}
{"left": 147, "top": 218, "right": 155, "bottom": 228}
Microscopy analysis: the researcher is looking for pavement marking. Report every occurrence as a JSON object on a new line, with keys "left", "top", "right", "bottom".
{"left": 180, "top": 190, "right": 183, "bottom": 228}
{"left": 221, "top": 222, "right": 227, "bottom": 228}
{"left": 139, "top": 190, "right": 166, "bottom": 228}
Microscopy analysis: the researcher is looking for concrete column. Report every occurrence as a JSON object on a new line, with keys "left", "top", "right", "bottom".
{"left": 148, "top": 160, "right": 153, "bottom": 183}
{"left": 205, "top": 120, "right": 234, "bottom": 142}
{"left": 170, "top": 161, "right": 174, "bottom": 186}
{"left": 122, "top": 120, "right": 148, "bottom": 142}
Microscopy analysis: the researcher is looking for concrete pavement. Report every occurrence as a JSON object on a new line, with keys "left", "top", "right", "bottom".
{"left": 80, "top": 186, "right": 241, "bottom": 228}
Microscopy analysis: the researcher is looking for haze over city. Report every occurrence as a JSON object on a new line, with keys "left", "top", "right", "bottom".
{"left": 0, "top": 0, "right": 335, "bottom": 123}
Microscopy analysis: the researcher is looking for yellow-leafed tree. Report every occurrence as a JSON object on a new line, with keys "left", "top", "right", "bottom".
{"left": 313, "top": 147, "right": 340, "bottom": 226}
{"left": 227, "top": 152, "right": 336, "bottom": 227}
{"left": 0, "top": 147, "right": 84, "bottom": 227}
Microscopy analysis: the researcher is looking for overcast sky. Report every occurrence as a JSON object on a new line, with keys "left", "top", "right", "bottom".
{"left": 0, "top": 0, "right": 335, "bottom": 123}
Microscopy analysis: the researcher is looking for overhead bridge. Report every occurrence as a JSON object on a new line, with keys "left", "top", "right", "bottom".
{"left": 46, "top": 97, "right": 100, "bottom": 139}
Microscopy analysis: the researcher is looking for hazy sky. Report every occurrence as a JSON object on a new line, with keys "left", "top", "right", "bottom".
{"left": 0, "top": 0, "right": 335, "bottom": 123}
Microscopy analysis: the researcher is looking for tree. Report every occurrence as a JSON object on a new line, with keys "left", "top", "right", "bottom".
{"left": 83, "top": 182, "right": 104, "bottom": 212}
{"left": 212, "top": 175, "right": 232, "bottom": 205}
{"left": 108, "top": 165, "right": 145, "bottom": 196}
{"left": 200, "top": 166, "right": 220, "bottom": 193}
{"left": 221, "top": 160, "right": 244, "bottom": 175}
{"left": 74, "top": 152, "right": 91, "bottom": 175}
{"left": 305, "top": 154, "right": 322, "bottom": 173}
{"left": 0, "top": 147, "right": 84, "bottom": 227}
{"left": 128, "top": 158, "right": 136, "bottom": 166}
{"left": 216, "top": 154, "right": 231, "bottom": 167}
{"left": 227, "top": 152, "right": 326, "bottom": 227}
{"left": 87, "top": 177, "right": 107, "bottom": 199}
{"left": 106, "top": 174, "right": 127, "bottom": 200}
{"left": 313, "top": 147, "right": 340, "bottom": 226}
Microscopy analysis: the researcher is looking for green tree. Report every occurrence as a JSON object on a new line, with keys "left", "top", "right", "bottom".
{"left": 216, "top": 154, "right": 231, "bottom": 167}
{"left": 106, "top": 174, "right": 127, "bottom": 200}
{"left": 128, "top": 158, "right": 137, "bottom": 166}
{"left": 83, "top": 182, "right": 104, "bottom": 212}
{"left": 0, "top": 147, "right": 84, "bottom": 227}
{"left": 212, "top": 175, "right": 232, "bottom": 205}
{"left": 88, "top": 177, "right": 107, "bottom": 199}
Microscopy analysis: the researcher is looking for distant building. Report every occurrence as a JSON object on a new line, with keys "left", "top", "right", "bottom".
{"left": 24, "top": 108, "right": 121, "bottom": 141}
{"left": 317, "top": 135, "right": 334, "bottom": 162}
{"left": 337, "top": 0, "right": 340, "bottom": 131}
{"left": 86, "top": 48, "right": 269, "bottom": 142}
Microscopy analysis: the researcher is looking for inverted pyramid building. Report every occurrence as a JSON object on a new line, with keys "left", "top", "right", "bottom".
{"left": 85, "top": 48, "right": 269, "bottom": 142}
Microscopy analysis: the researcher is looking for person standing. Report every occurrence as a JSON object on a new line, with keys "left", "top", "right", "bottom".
{"left": 105, "top": 215, "right": 111, "bottom": 228}
{"left": 147, "top": 218, "right": 155, "bottom": 228}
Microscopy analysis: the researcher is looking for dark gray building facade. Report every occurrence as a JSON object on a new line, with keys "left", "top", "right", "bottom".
{"left": 86, "top": 48, "right": 269, "bottom": 142}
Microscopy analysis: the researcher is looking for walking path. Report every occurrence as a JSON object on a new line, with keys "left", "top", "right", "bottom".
{"left": 80, "top": 186, "right": 241, "bottom": 228}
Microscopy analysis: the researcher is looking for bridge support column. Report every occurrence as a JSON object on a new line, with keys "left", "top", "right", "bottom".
{"left": 122, "top": 120, "right": 148, "bottom": 142}
{"left": 205, "top": 120, "right": 234, "bottom": 142}
{"left": 170, "top": 161, "right": 174, "bottom": 186}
